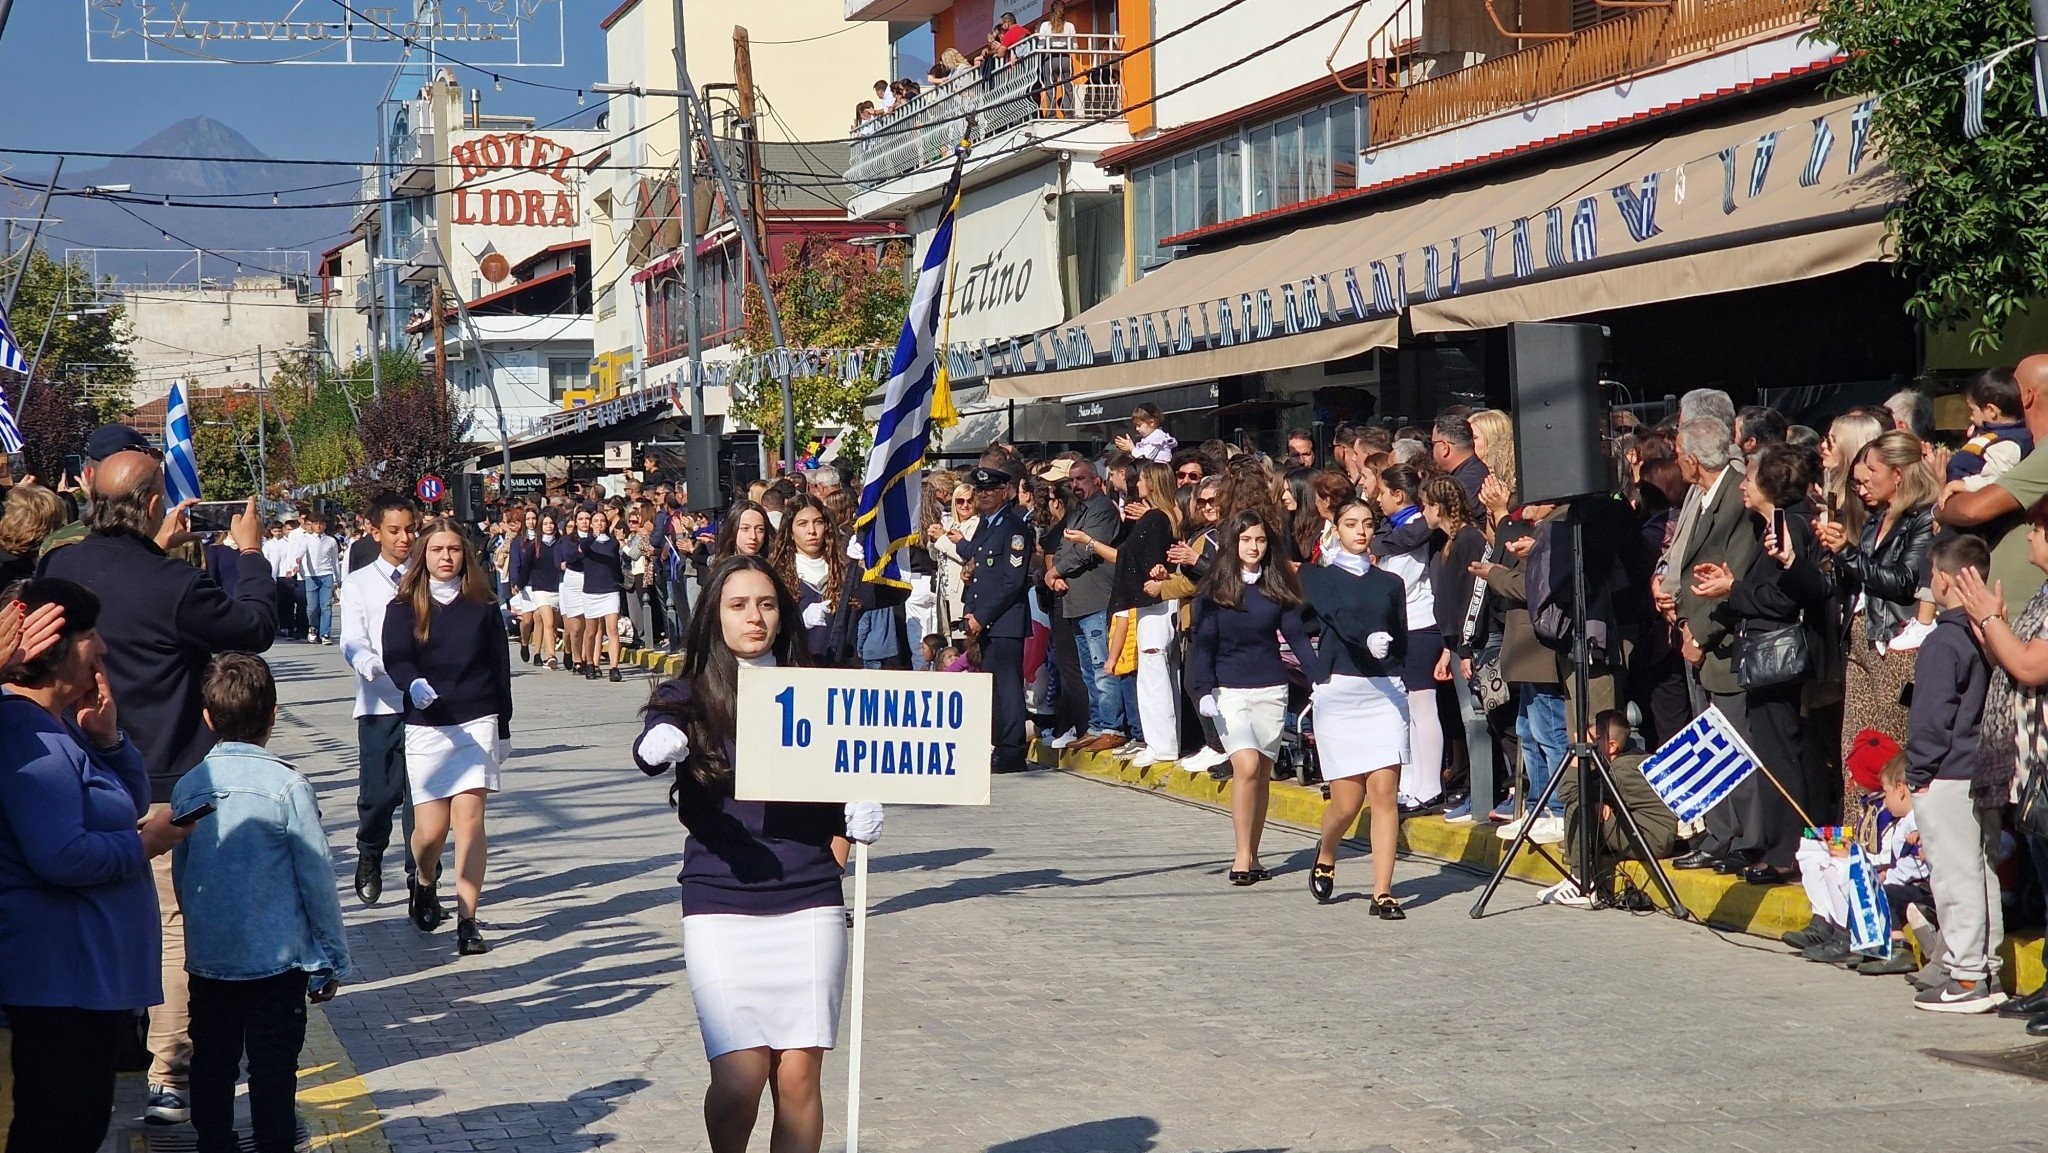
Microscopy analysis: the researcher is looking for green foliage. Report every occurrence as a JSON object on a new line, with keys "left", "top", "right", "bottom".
{"left": 731, "top": 239, "right": 912, "bottom": 464}
{"left": 1814, "top": 0, "right": 2048, "bottom": 351}
{"left": 348, "top": 352, "right": 471, "bottom": 509}
{"left": 2, "top": 251, "right": 134, "bottom": 479}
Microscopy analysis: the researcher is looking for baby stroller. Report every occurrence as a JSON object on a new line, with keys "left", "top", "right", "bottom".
{"left": 1273, "top": 672, "right": 1322, "bottom": 792}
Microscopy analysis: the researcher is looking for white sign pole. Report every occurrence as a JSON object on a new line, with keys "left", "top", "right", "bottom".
{"left": 845, "top": 839, "right": 871, "bottom": 1153}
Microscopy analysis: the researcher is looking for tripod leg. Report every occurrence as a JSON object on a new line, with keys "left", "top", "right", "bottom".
{"left": 1469, "top": 743, "right": 1578, "bottom": 918}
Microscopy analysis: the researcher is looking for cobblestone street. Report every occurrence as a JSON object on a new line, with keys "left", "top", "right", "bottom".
{"left": 253, "top": 646, "right": 2047, "bottom": 1152}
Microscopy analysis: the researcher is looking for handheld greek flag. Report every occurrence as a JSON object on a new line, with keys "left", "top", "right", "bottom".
{"left": 1639, "top": 705, "right": 1760, "bottom": 823}
{"left": 853, "top": 147, "right": 968, "bottom": 589}
{"left": 164, "top": 379, "right": 203, "bottom": 507}
{"left": 0, "top": 305, "right": 28, "bottom": 376}
{"left": 0, "top": 385, "right": 22, "bottom": 454}
{"left": 1844, "top": 845, "right": 1891, "bottom": 957}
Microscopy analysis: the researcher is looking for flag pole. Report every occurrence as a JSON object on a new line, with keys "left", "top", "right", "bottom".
{"left": 927, "top": 119, "right": 975, "bottom": 437}
{"left": 845, "top": 839, "right": 871, "bottom": 1153}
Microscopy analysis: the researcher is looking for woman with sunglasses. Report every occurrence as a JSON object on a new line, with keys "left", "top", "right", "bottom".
{"left": 926, "top": 482, "right": 981, "bottom": 641}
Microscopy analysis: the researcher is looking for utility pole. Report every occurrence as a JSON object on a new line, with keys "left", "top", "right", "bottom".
{"left": 672, "top": 0, "right": 706, "bottom": 434}
{"left": 733, "top": 27, "right": 772, "bottom": 265}
{"left": 2033, "top": 0, "right": 2048, "bottom": 118}
{"left": 255, "top": 346, "right": 269, "bottom": 504}
{"left": 1, "top": 157, "right": 60, "bottom": 318}
{"left": 431, "top": 279, "right": 447, "bottom": 384}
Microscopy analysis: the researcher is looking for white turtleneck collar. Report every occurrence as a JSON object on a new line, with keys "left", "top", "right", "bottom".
{"left": 794, "top": 552, "right": 831, "bottom": 588}
{"left": 1242, "top": 565, "right": 1263, "bottom": 586}
{"left": 429, "top": 576, "right": 462, "bottom": 605}
{"left": 541, "top": 533, "right": 556, "bottom": 544}
{"left": 738, "top": 650, "right": 779, "bottom": 668}
{"left": 1329, "top": 548, "right": 1370, "bottom": 576}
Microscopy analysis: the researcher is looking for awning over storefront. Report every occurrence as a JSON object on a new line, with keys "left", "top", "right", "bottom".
{"left": 989, "top": 88, "right": 1897, "bottom": 401}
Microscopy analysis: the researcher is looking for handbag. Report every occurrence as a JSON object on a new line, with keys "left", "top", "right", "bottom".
{"left": 1736, "top": 619, "right": 1810, "bottom": 690}
{"left": 2015, "top": 765, "right": 2048, "bottom": 842}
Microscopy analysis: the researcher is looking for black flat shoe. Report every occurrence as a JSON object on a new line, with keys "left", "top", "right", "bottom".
{"left": 354, "top": 847, "right": 383, "bottom": 906}
{"left": 1229, "top": 870, "right": 1257, "bottom": 887}
{"left": 2000, "top": 987, "right": 2048, "bottom": 1019}
{"left": 2028, "top": 1012, "right": 2048, "bottom": 1038}
{"left": 1672, "top": 850, "right": 1718, "bottom": 870}
{"left": 1741, "top": 864, "right": 1796, "bottom": 886}
{"left": 519, "top": 643, "right": 531, "bottom": 662}
{"left": 608, "top": 667, "right": 622, "bottom": 683}
{"left": 408, "top": 873, "right": 445, "bottom": 932}
{"left": 1370, "top": 893, "right": 1406, "bottom": 920}
{"left": 1712, "top": 856, "right": 1756, "bottom": 875}
{"left": 1309, "top": 863, "right": 1335, "bottom": 904}
{"left": 456, "top": 917, "right": 489, "bottom": 956}
{"left": 1781, "top": 918, "right": 1830, "bottom": 949}
{"left": 1854, "top": 952, "right": 1919, "bottom": 976}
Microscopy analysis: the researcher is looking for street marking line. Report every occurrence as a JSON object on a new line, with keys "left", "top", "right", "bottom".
{"left": 299, "top": 1003, "right": 390, "bottom": 1152}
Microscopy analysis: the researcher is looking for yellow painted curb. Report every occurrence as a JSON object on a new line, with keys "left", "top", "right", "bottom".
{"left": 1041, "top": 740, "right": 2045, "bottom": 994}
{"left": 299, "top": 1002, "right": 390, "bottom": 1152}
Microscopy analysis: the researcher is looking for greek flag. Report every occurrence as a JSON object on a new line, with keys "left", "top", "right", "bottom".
{"left": 1639, "top": 705, "right": 1760, "bottom": 823}
{"left": 0, "top": 385, "right": 21, "bottom": 454}
{"left": 1480, "top": 226, "right": 1499, "bottom": 281}
{"left": 1544, "top": 205, "right": 1567, "bottom": 268}
{"left": 1848, "top": 99, "right": 1876, "bottom": 175}
{"left": 0, "top": 305, "right": 27, "bottom": 375}
{"left": 1422, "top": 244, "right": 1441, "bottom": 301}
{"left": 1963, "top": 54, "right": 1998, "bottom": 139}
{"left": 1610, "top": 173, "right": 1662, "bottom": 241}
{"left": 1569, "top": 197, "right": 1598, "bottom": 262}
{"left": 164, "top": 380, "right": 202, "bottom": 507}
{"left": 1750, "top": 131, "right": 1780, "bottom": 198}
{"left": 853, "top": 150, "right": 968, "bottom": 588}
{"left": 1511, "top": 218, "right": 1533, "bottom": 279}
{"left": 1370, "top": 260, "right": 1397, "bottom": 314}
{"left": 1718, "top": 146, "right": 1739, "bottom": 214}
{"left": 1449, "top": 236, "right": 1463, "bottom": 295}
{"left": 1845, "top": 846, "right": 1891, "bottom": 956}
{"left": 1801, "top": 116, "right": 1836, "bottom": 187}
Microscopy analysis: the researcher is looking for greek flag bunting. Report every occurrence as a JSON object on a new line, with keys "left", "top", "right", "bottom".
{"left": 1749, "top": 131, "right": 1780, "bottom": 198}
{"left": 1449, "top": 236, "right": 1463, "bottom": 295}
{"left": 1543, "top": 206, "right": 1567, "bottom": 268}
{"left": 1569, "top": 197, "right": 1597, "bottom": 262}
{"left": 1610, "top": 173, "right": 1662, "bottom": 241}
{"left": 1718, "top": 146, "right": 1739, "bottom": 214}
{"left": 1422, "top": 245, "right": 1441, "bottom": 301}
{"left": 1510, "top": 218, "right": 1533, "bottom": 279}
{"left": 163, "top": 380, "right": 203, "bottom": 507}
{"left": 1370, "top": 260, "right": 1397, "bottom": 315}
{"left": 853, "top": 149, "right": 969, "bottom": 588}
{"left": 1480, "top": 226, "right": 1499, "bottom": 281}
{"left": 1638, "top": 705, "right": 1761, "bottom": 823}
{"left": 1848, "top": 99, "right": 1876, "bottom": 175}
{"left": 1801, "top": 116, "right": 1836, "bottom": 187}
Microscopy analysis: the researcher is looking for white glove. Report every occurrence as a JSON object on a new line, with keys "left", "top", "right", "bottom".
{"left": 802, "top": 601, "right": 831, "bottom": 629}
{"left": 846, "top": 537, "right": 866, "bottom": 564}
{"left": 1366, "top": 632, "right": 1393, "bottom": 660}
{"left": 1198, "top": 693, "right": 1220, "bottom": 718}
{"left": 352, "top": 654, "right": 387, "bottom": 684}
{"left": 407, "top": 678, "right": 439, "bottom": 709}
{"left": 637, "top": 722, "right": 690, "bottom": 766}
{"left": 844, "top": 801, "right": 885, "bottom": 844}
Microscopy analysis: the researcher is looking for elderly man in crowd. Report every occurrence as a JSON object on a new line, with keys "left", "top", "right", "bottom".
{"left": 37, "top": 449, "right": 277, "bottom": 1126}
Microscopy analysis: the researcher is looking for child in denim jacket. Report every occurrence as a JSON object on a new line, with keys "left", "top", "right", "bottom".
{"left": 173, "top": 654, "right": 351, "bottom": 1153}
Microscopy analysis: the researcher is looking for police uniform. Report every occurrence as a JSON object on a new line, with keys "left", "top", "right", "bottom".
{"left": 961, "top": 468, "right": 1034, "bottom": 773}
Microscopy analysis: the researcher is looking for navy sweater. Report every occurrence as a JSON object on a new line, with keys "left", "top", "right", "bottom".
{"left": 580, "top": 534, "right": 623, "bottom": 596}
{"left": 634, "top": 679, "right": 846, "bottom": 916}
{"left": 1296, "top": 562, "right": 1408, "bottom": 682}
{"left": 1905, "top": 608, "right": 1988, "bottom": 792}
{"left": 382, "top": 593, "right": 514, "bottom": 740}
{"left": 1188, "top": 582, "right": 1317, "bottom": 698}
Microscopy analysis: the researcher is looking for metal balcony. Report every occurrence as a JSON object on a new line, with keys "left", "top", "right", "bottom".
{"left": 399, "top": 225, "right": 440, "bottom": 284}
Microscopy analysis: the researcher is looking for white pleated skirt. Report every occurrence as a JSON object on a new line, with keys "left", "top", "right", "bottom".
{"left": 403, "top": 717, "right": 505, "bottom": 803}
{"left": 683, "top": 906, "right": 848, "bottom": 1059}
{"left": 559, "top": 568, "right": 589, "bottom": 618}
{"left": 1311, "top": 675, "right": 1409, "bottom": 780}
{"left": 1215, "top": 685, "right": 1289, "bottom": 757}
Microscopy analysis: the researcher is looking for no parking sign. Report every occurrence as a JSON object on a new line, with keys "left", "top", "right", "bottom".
{"left": 416, "top": 474, "right": 445, "bottom": 504}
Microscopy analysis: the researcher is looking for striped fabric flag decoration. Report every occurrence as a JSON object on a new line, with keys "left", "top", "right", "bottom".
{"left": 0, "top": 385, "right": 22, "bottom": 453}
{"left": 1801, "top": 116, "right": 1836, "bottom": 187}
{"left": 1749, "top": 131, "right": 1780, "bottom": 198}
{"left": 1639, "top": 705, "right": 1761, "bottom": 823}
{"left": 1394, "top": 252, "right": 1407, "bottom": 307}
{"left": 0, "top": 305, "right": 28, "bottom": 375}
{"left": 1480, "top": 226, "right": 1499, "bottom": 281}
{"left": 1844, "top": 846, "right": 1891, "bottom": 957}
{"left": 1422, "top": 244, "right": 1441, "bottom": 301}
{"left": 1543, "top": 206, "right": 1566, "bottom": 268}
{"left": 1847, "top": 99, "right": 1876, "bottom": 175}
{"left": 853, "top": 148, "right": 970, "bottom": 588}
{"left": 1569, "top": 196, "right": 1597, "bottom": 262}
{"left": 1718, "top": 146, "right": 1739, "bottom": 214}
{"left": 1449, "top": 236, "right": 1463, "bottom": 295}
{"left": 1963, "top": 54, "right": 1998, "bottom": 139}
{"left": 1369, "top": 260, "right": 1397, "bottom": 315}
{"left": 164, "top": 380, "right": 202, "bottom": 507}
{"left": 1610, "top": 173, "right": 1662, "bottom": 241}
{"left": 1510, "top": 218, "right": 1533, "bottom": 279}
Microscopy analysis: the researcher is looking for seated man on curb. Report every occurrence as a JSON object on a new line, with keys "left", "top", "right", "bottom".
{"left": 1542, "top": 710, "right": 1678, "bottom": 907}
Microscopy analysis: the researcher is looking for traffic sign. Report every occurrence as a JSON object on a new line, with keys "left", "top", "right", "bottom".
{"left": 416, "top": 474, "right": 445, "bottom": 503}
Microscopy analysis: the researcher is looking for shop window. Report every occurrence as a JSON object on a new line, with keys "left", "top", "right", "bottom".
{"left": 1249, "top": 123, "right": 1275, "bottom": 213}
{"left": 548, "top": 357, "right": 581, "bottom": 402}
{"left": 1196, "top": 144, "right": 1220, "bottom": 228}
{"left": 1172, "top": 154, "right": 1198, "bottom": 238}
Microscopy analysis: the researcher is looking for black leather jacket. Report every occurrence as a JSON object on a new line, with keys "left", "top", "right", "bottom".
{"left": 1838, "top": 503, "right": 1934, "bottom": 642}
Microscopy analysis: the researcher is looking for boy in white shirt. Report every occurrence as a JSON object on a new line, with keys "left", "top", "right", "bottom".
{"left": 337, "top": 494, "right": 420, "bottom": 910}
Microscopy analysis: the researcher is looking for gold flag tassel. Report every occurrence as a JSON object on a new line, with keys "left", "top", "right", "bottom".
{"left": 928, "top": 139, "right": 971, "bottom": 432}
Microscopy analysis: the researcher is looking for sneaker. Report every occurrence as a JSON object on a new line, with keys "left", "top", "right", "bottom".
{"left": 1441, "top": 798, "right": 1476, "bottom": 825}
{"left": 144, "top": 1085, "right": 191, "bottom": 1125}
{"left": 1526, "top": 815, "right": 1566, "bottom": 845}
{"left": 1487, "top": 801, "right": 1517, "bottom": 823}
{"left": 1112, "top": 740, "right": 1145, "bottom": 758}
{"left": 1046, "top": 729, "right": 1081, "bottom": 750}
{"left": 1127, "top": 748, "right": 1164, "bottom": 768}
{"left": 1494, "top": 815, "right": 1531, "bottom": 841}
{"left": 1539, "top": 878, "right": 1594, "bottom": 908}
{"left": 1914, "top": 978, "right": 2006, "bottom": 1014}
{"left": 1179, "top": 747, "right": 1229, "bottom": 773}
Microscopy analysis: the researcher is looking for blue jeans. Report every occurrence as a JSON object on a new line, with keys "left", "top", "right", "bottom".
{"left": 303, "top": 574, "right": 335, "bottom": 641}
{"left": 1118, "top": 673, "right": 1140, "bottom": 740}
{"left": 1516, "top": 684, "right": 1567, "bottom": 817}
{"left": 1075, "top": 610, "right": 1125, "bottom": 735}
{"left": 666, "top": 576, "right": 692, "bottom": 646}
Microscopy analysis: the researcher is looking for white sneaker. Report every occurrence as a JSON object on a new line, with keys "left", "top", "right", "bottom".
{"left": 1127, "top": 748, "right": 1162, "bottom": 768}
{"left": 1047, "top": 729, "right": 1080, "bottom": 750}
{"left": 1494, "top": 816, "right": 1531, "bottom": 842}
{"left": 1112, "top": 740, "right": 1145, "bottom": 758}
{"left": 1179, "top": 747, "right": 1228, "bottom": 772}
{"left": 1539, "top": 878, "right": 1593, "bottom": 908}
{"left": 1527, "top": 815, "right": 1566, "bottom": 845}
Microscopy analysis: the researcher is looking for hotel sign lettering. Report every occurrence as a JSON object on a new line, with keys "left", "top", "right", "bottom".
{"left": 449, "top": 133, "right": 579, "bottom": 228}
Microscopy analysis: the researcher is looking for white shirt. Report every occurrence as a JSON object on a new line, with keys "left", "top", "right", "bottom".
{"left": 262, "top": 537, "right": 293, "bottom": 579}
{"left": 1036, "top": 19, "right": 1075, "bottom": 50}
{"left": 340, "top": 557, "right": 408, "bottom": 717}
{"left": 294, "top": 532, "right": 341, "bottom": 580}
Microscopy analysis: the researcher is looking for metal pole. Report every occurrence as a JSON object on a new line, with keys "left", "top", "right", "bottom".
{"left": 375, "top": 105, "right": 397, "bottom": 401}
{"left": 0, "top": 0, "right": 16, "bottom": 46}
{"left": 2032, "top": 0, "right": 2048, "bottom": 118}
{"left": 1, "top": 157, "right": 60, "bottom": 318}
{"left": 672, "top": 0, "right": 706, "bottom": 435}
{"left": 256, "top": 348, "right": 269, "bottom": 504}
{"left": 427, "top": 236, "right": 514, "bottom": 483}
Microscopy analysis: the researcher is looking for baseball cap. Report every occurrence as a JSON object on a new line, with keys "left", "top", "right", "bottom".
{"left": 85, "top": 423, "right": 158, "bottom": 462}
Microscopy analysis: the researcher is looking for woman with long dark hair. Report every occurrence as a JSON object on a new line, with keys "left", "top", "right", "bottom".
{"left": 1372, "top": 463, "right": 1445, "bottom": 813}
{"left": 514, "top": 512, "right": 565, "bottom": 669}
{"left": 712, "top": 501, "right": 775, "bottom": 566}
{"left": 1188, "top": 510, "right": 1316, "bottom": 883}
{"left": 1419, "top": 475, "right": 1486, "bottom": 820}
{"left": 581, "top": 508, "right": 627, "bottom": 681}
{"left": 1109, "top": 461, "right": 1183, "bottom": 766}
{"left": 558, "top": 509, "right": 596, "bottom": 677}
{"left": 632, "top": 555, "right": 881, "bottom": 1153}
{"left": 768, "top": 495, "right": 845, "bottom": 662}
{"left": 1298, "top": 500, "right": 1410, "bottom": 914}
{"left": 382, "top": 519, "right": 513, "bottom": 956}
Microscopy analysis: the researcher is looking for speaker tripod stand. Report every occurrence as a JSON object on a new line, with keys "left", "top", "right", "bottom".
{"left": 1469, "top": 504, "right": 1687, "bottom": 920}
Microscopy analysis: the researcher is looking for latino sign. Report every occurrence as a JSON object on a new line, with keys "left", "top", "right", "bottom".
{"left": 448, "top": 133, "right": 579, "bottom": 228}
{"left": 85, "top": 1, "right": 567, "bottom": 66}
{"left": 734, "top": 667, "right": 993, "bottom": 806}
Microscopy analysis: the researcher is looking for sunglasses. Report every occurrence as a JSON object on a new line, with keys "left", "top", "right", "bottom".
{"left": 1176, "top": 470, "right": 1203, "bottom": 480}
{"left": 954, "top": 497, "right": 974, "bottom": 505}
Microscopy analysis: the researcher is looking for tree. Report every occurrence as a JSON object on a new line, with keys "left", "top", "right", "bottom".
{"left": 730, "top": 238, "right": 912, "bottom": 464}
{"left": 349, "top": 351, "right": 472, "bottom": 508}
{"left": 3, "top": 251, "right": 135, "bottom": 479}
{"left": 1814, "top": 0, "right": 2048, "bottom": 351}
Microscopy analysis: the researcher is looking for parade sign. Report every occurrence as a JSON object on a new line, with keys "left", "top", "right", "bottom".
{"left": 734, "top": 666, "right": 992, "bottom": 806}
{"left": 86, "top": 0, "right": 567, "bottom": 67}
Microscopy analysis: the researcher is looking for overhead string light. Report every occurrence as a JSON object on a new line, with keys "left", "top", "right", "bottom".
{"left": 493, "top": 75, "right": 502, "bottom": 92}
{"left": 577, "top": 90, "right": 586, "bottom": 106}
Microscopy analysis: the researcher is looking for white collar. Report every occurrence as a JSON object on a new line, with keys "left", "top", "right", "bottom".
{"left": 1242, "top": 566, "right": 1263, "bottom": 585}
{"left": 1329, "top": 549, "right": 1370, "bottom": 575}
{"left": 738, "top": 650, "right": 778, "bottom": 668}
{"left": 429, "top": 577, "right": 461, "bottom": 605}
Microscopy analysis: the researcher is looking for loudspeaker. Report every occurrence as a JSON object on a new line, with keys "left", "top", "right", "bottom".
{"left": 683, "top": 432, "right": 724, "bottom": 512}
{"left": 1506, "top": 322, "right": 1609, "bottom": 504}
{"left": 451, "top": 473, "right": 486, "bottom": 523}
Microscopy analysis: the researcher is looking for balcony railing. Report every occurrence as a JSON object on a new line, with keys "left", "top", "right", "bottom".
{"left": 849, "top": 33, "right": 1123, "bottom": 184}
{"left": 354, "top": 274, "right": 373, "bottom": 311}
{"left": 1367, "top": 0, "right": 1813, "bottom": 146}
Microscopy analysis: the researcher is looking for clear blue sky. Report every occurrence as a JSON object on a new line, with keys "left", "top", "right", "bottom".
{"left": 0, "top": 3, "right": 608, "bottom": 163}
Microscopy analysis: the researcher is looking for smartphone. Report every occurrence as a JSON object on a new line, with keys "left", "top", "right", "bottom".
{"left": 1824, "top": 492, "right": 1840, "bottom": 521}
{"left": 170, "top": 801, "right": 217, "bottom": 827}
{"left": 1771, "top": 508, "right": 1788, "bottom": 545}
{"left": 61, "top": 452, "right": 85, "bottom": 480}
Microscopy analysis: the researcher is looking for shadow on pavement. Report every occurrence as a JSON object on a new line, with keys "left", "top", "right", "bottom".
{"left": 870, "top": 846, "right": 995, "bottom": 873}
{"left": 375, "top": 1077, "right": 650, "bottom": 1152}
{"left": 871, "top": 859, "right": 1222, "bottom": 917}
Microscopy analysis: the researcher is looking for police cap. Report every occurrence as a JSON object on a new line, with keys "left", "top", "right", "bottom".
{"left": 968, "top": 466, "right": 1013, "bottom": 491}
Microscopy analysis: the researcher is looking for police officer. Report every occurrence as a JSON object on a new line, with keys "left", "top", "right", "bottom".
{"left": 961, "top": 466, "right": 1034, "bottom": 773}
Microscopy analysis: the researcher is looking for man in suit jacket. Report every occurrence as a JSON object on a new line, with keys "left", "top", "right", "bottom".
{"left": 1667, "top": 416, "right": 1763, "bottom": 871}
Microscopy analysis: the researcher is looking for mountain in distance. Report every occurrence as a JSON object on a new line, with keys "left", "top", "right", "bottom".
{"left": 6, "top": 116, "right": 359, "bottom": 283}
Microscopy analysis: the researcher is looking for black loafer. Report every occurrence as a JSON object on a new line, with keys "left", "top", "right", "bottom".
{"left": 409, "top": 874, "right": 446, "bottom": 932}
{"left": 1998, "top": 987, "right": 2048, "bottom": 1019}
{"left": 1309, "top": 864, "right": 1335, "bottom": 904}
{"left": 456, "top": 917, "right": 489, "bottom": 956}
{"left": 1712, "top": 856, "right": 1754, "bottom": 875}
{"left": 354, "top": 847, "right": 383, "bottom": 906}
{"left": 2028, "top": 1012, "right": 2048, "bottom": 1038}
{"left": 1370, "top": 893, "right": 1406, "bottom": 920}
{"left": 1741, "top": 864, "right": 1795, "bottom": 886}
{"left": 519, "top": 643, "right": 531, "bottom": 663}
{"left": 1672, "top": 850, "right": 1718, "bottom": 870}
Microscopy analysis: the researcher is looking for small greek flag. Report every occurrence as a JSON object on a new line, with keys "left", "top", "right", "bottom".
{"left": 1511, "top": 218, "right": 1533, "bottom": 279}
{"left": 1610, "top": 173, "right": 1662, "bottom": 241}
{"left": 1801, "top": 116, "right": 1836, "bottom": 187}
{"left": 1845, "top": 845, "right": 1891, "bottom": 956}
{"left": 1422, "top": 245, "right": 1441, "bottom": 301}
{"left": 1848, "top": 99, "right": 1876, "bottom": 175}
{"left": 0, "top": 385, "right": 22, "bottom": 454}
{"left": 1963, "top": 54, "right": 1998, "bottom": 139}
{"left": 1544, "top": 206, "right": 1567, "bottom": 268}
{"left": 1639, "top": 705, "right": 1760, "bottom": 823}
{"left": 1395, "top": 252, "right": 1408, "bottom": 307}
{"left": 1448, "top": 236, "right": 1463, "bottom": 295}
{"left": 0, "top": 305, "right": 27, "bottom": 375}
{"left": 1718, "top": 146, "right": 1739, "bottom": 214}
{"left": 1480, "top": 226, "right": 1499, "bottom": 281}
{"left": 1569, "top": 197, "right": 1598, "bottom": 262}
{"left": 1370, "top": 260, "right": 1397, "bottom": 315}
{"left": 164, "top": 380, "right": 202, "bottom": 507}
{"left": 1750, "top": 131, "right": 1780, "bottom": 198}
